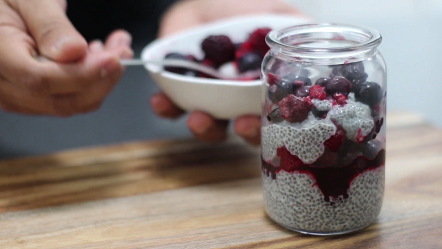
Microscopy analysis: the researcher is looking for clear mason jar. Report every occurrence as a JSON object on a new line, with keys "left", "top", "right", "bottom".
{"left": 260, "top": 24, "right": 386, "bottom": 235}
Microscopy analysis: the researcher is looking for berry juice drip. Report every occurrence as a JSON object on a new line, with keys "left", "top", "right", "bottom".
{"left": 262, "top": 148, "right": 385, "bottom": 201}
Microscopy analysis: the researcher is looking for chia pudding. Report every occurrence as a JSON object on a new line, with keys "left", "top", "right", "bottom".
{"left": 261, "top": 24, "right": 386, "bottom": 235}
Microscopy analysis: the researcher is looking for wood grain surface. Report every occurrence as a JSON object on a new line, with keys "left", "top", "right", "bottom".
{"left": 0, "top": 113, "right": 441, "bottom": 249}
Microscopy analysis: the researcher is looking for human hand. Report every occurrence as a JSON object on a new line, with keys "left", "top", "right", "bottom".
{"left": 152, "top": 0, "right": 303, "bottom": 145}
{"left": 0, "top": 0, "right": 133, "bottom": 116}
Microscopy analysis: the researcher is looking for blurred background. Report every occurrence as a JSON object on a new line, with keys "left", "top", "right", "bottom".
{"left": 0, "top": 0, "right": 440, "bottom": 158}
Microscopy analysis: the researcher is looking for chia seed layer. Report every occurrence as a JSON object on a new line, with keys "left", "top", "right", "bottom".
{"left": 262, "top": 167, "right": 385, "bottom": 233}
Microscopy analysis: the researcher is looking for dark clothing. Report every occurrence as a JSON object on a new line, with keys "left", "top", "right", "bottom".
{"left": 67, "top": 0, "right": 178, "bottom": 47}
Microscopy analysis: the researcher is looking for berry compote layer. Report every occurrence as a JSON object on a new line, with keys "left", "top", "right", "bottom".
{"left": 261, "top": 62, "right": 386, "bottom": 233}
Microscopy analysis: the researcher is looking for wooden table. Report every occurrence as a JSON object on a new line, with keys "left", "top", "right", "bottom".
{"left": 0, "top": 112, "right": 441, "bottom": 249}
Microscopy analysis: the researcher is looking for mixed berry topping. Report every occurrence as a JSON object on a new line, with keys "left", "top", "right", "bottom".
{"left": 309, "top": 85, "right": 327, "bottom": 100}
{"left": 201, "top": 35, "right": 235, "bottom": 66}
{"left": 354, "top": 82, "right": 383, "bottom": 106}
{"left": 163, "top": 27, "right": 271, "bottom": 79}
{"left": 237, "top": 52, "right": 262, "bottom": 73}
{"left": 278, "top": 95, "right": 312, "bottom": 123}
{"left": 325, "top": 76, "right": 351, "bottom": 96}
{"left": 315, "top": 77, "right": 332, "bottom": 87}
{"left": 248, "top": 28, "right": 272, "bottom": 55}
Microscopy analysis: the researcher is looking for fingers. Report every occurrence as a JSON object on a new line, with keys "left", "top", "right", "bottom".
{"left": 234, "top": 115, "right": 261, "bottom": 145}
{"left": 0, "top": 30, "right": 122, "bottom": 96}
{"left": 89, "top": 40, "right": 105, "bottom": 53}
{"left": 10, "top": 0, "right": 87, "bottom": 62}
{"left": 151, "top": 93, "right": 185, "bottom": 118}
{"left": 0, "top": 61, "right": 123, "bottom": 116}
{"left": 187, "top": 111, "right": 229, "bottom": 142}
{"left": 105, "top": 30, "right": 132, "bottom": 50}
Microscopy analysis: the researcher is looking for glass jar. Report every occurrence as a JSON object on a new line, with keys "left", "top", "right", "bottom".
{"left": 260, "top": 24, "right": 386, "bottom": 235}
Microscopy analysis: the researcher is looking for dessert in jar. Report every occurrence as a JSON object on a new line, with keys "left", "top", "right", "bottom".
{"left": 260, "top": 24, "right": 387, "bottom": 235}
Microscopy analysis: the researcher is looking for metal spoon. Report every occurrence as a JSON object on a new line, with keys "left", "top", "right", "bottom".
{"left": 120, "top": 59, "right": 261, "bottom": 80}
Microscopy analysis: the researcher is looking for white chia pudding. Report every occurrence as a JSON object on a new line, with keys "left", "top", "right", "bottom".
{"left": 262, "top": 167, "right": 385, "bottom": 233}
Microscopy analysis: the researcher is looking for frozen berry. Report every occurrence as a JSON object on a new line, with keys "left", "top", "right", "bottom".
{"left": 324, "top": 128, "right": 346, "bottom": 152}
{"left": 278, "top": 95, "right": 312, "bottom": 123}
{"left": 277, "top": 146, "right": 304, "bottom": 171}
{"left": 296, "top": 86, "right": 310, "bottom": 97}
{"left": 331, "top": 62, "right": 368, "bottom": 86}
{"left": 325, "top": 76, "right": 351, "bottom": 96}
{"left": 202, "top": 35, "right": 235, "bottom": 66}
{"left": 164, "top": 52, "right": 196, "bottom": 74}
{"left": 345, "top": 63, "right": 368, "bottom": 85}
{"left": 333, "top": 93, "right": 347, "bottom": 105}
{"left": 315, "top": 77, "right": 332, "bottom": 87}
{"left": 237, "top": 52, "right": 262, "bottom": 72}
{"left": 309, "top": 85, "right": 327, "bottom": 100}
{"left": 248, "top": 27, "right": 272, "bottom": 55}
{"left": 267, "top": 108, "right": 284, "bottom": 123}
{"left": 235, "top": 41, "right": 254, "bottom": 60}
{"left": 267, "top": 73, "right": 281, "bottom": 86}
{"left": 268, "top": 80, "right": 295, "bottom": 103}
{"left": 361, "top": 139, "right": 383, "bottom": 159}
{"left": 354, "top": 82, "right": 383, "bottom": 106}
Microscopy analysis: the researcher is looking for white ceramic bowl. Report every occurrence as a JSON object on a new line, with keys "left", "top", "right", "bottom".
{"left": 141, "top": 14, "right": 309, "bottom": 119}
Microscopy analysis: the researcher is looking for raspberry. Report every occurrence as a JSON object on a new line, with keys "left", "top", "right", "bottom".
{"left": 235, "top": 41, "right": 254, "bottom": 60}
{"left": 315, "top": 151, "right": 339, "bottom": 167}
{"left": 333, "top": 93, "right": 347, "bottom": 105}
{"left": 248, "top": 28, "right": 272, "bottom": 55}
{"left": 278, "top": 95, "right": 312, "bottom": 123}
{"left": 277, "top": 146, "right": 305, "bottom": 172}
{"left": 267, "top": 73, "right": 281, "bottom": 86}
{"left": 202, "top": 35, "right": 235, "bottom": 66}
{"left": 324, "top": 128, "right": 346, "bottom": 152}
{"left": 309, "top": 85, "right": 327, "bottom": 100}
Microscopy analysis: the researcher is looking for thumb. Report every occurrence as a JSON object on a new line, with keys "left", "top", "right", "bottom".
{"left": 11, "top": 0, "right": 87, "bottom": 62}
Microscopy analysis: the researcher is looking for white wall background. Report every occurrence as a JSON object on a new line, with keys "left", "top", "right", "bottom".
{"left": 286, "top": 0, "right": 442, "bottom": 128}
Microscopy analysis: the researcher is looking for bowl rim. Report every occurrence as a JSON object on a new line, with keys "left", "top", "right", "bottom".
{"left": 141, "top": 13, "right": 310, "bottom": 86}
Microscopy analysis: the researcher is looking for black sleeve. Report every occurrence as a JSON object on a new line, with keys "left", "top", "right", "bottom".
{"left": 66, "top": 0, "right": 179, "bottom": 44}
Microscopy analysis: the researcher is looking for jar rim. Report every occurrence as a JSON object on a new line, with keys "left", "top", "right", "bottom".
{"left": 266, "top": 23, "right": 382, "bottom": 54}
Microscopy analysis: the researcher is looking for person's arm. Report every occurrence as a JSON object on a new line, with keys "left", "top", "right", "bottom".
{"left": 152, "top": 0, "right": 303, "bottom": 145}
{"left": 0, "top": 0, "right": 132, "bottom": 116}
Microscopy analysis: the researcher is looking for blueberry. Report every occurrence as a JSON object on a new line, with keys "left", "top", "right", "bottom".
{"left": 361, "top": 140, "right": 383, "bottom": 159}
{"left": 331, "top": 62, "right": 368, "bottom": 90}
{"left": 267, "top": 108, "right": 284, "bottom": 123}
{"left": 315, "top": 77, "right": 331, "bottom": 87}
{"left": 325, "top": 76, "right": 351, "bottom": 96}
{"left": 354, "top": 82, "right": 383, "bottom": 106}
{"left": 164, "top": 52, "right": 195, "bottom": 74}
{"left": 284, "top": 73, "right": 312, "bottom": 87}
{"left": 268, "top": 80, "right": 294, "bottom": 103}
{"left": 237, "top": 52, "right": 262, "bottom": 73}
{"left": 295, "top": 86, "right": 310, "bottom": 97}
